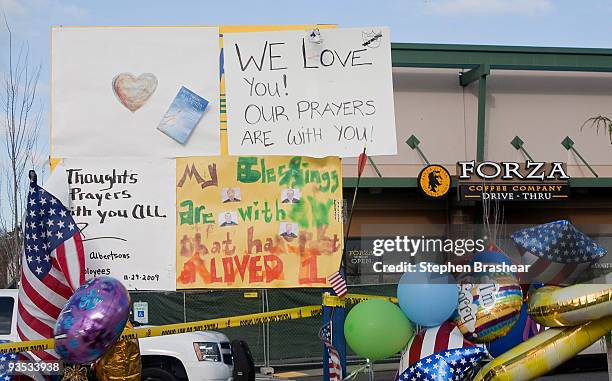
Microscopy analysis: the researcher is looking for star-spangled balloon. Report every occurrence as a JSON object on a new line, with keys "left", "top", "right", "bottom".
{"left": 511, "top": 220, "right": 607, "bottom": 284}
{"left": 512, "top": 220, "right": 606, "bottom": 264}
{"left": 396, "top": 347, "right": 488, "bottom": 381}
{"left": 0, "top": 341, "right": 17, "bottom": 381}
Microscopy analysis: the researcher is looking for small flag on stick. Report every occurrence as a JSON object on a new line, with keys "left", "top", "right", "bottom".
{"left": 328, "top": 271, "right": 348, "bottom": 297}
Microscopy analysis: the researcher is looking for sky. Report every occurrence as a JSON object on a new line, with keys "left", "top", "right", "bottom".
{"left": 0, "top": 0, "right": 611, "bottom": 222}
{"left": 1, "top": 0, "right": 611, "bottom": 162}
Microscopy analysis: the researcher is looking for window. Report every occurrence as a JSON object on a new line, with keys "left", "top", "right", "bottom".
{"left": 0, "top": 297, "right": 15, "bottom": 335}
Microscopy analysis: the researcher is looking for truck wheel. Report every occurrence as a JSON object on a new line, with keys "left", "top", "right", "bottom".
{"left": 142, "top": 368, "right": 177, "bottom": 381}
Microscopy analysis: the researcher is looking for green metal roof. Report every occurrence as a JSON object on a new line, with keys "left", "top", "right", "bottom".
{"left": 391, "top": 43, "right": 612, "bottom": 72}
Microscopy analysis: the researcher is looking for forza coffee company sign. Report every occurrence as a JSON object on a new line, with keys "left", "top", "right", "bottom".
{"left": 456, "top": 161, "right": 570, "bottom": 202}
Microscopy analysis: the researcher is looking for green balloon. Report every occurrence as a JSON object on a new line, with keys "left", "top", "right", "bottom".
{"left": 344, "top": 299, "right": 414, "bottom": 360}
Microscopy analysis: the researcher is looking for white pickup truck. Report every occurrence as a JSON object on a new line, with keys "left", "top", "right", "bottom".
{"left": 0, "top": 289, "right": 234, "bottom": 381}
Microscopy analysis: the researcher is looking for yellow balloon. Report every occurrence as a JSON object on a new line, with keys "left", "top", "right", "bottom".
{"left": 474, "top": 315, "right": 612, "bottom": 381}
{"left": 528, "top": 284, "right": 612, "bottom": 327}
{"left": 95, "top": 322, "right": 141, "bottom": 381}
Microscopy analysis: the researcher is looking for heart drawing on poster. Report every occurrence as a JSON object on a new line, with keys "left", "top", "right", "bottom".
{"left": 112, "top": 73, "right": 158, "bottom": 112}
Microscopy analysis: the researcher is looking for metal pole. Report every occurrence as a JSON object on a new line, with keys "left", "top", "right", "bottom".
{"left": 322, "top": 293, "right": 347, "bottom": 381}
{"left": 561, "top": 136, "right": 599, "bottom": 178}
{"left": 367, "top": 156, "right": 383, "bottom": 178}
{"left": 323, "top": 303, "right": 332, "bottom": 381}
{"left": 476, "top": 74, "right": 487, "bottom": 162}
{"left": 414, "top": 146, "right": 431, "bottom": 166}
{"left": 519, "top": 147, "right": 534, "bottom": 162}
{"left": 570, "top": 147, "right": 599, "bottom": 178}
{"left": 265, "top": 289, "right": 270, "bottom": 370}
{"left": 261, "top": 290, "right": 268, "bottom": 369}
{"left": 606, "top": 333, "right": 612, "bottom": 380}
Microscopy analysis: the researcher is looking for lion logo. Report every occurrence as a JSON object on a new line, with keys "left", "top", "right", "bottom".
{"left": 418, "top": 165, "right": 451, "bottom": 198}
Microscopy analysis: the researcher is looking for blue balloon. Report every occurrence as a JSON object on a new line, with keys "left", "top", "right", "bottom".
{"left": 397, "top": 263, "right": 458, "bottom": 327}
{"left": 488, "top": 304, "right": 538, "bottom": 357}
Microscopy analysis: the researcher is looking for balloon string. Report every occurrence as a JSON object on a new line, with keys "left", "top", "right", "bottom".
{"left": 523, "top": 315, "right": 541, "bottom": 341}
{"left": 342, "top": 363, "right": 368, "bottom": 381}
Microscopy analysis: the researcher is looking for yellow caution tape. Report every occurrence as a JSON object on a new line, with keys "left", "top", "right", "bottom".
{"left": 0, "top": 304, "right": 323, "bottom": 354}
{"left": 322, "top": 292, "right": 346, "bottom": 308}
{"left": 0, "top": 292, "right": 396, "bottom": 354}
{"left": 120, "top": 304, "right": 323, "bottom": 341}
{"left": 0, "top": 338, "right": 55, "bottom": 354}
{"left": 344, "top": 293, "right": 398, "bottom": 304}
{"left": 322, "top": 293, "right": 397, "bottom": 307}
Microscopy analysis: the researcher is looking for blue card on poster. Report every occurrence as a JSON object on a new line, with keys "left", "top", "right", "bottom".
{"left": 157, "top": 86, "right": 209, "bottom": 145}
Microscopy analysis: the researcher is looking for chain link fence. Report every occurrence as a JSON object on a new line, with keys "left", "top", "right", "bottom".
{"left": 130, "top": 284, "right": 396, "bottom": 367}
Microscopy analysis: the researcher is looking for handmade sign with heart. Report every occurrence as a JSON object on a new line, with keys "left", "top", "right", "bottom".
{"left": 112, "top": 73, "right": 158, "bottom": 112}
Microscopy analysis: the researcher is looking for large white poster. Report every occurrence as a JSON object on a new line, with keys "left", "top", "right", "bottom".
{"left": 46, "top": 159, "right": 176, "bottom": 290}
{"left": 52, "top": 27, "right": 220, "bottom": 158}
{"left": 223, "top": 27, "right": 397, "bottom": 157}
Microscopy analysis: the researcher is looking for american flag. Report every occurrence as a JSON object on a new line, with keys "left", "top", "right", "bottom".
{"left": 511, "top": 220, "right": 606, "bottom": 285}
{"left": 319, "top": 321, "right": 342, "bottom": 381}
{"left": 17, "top": 176, "right": 85, "bottom": 361}
{"left": 397, "top": 347, "right": 486, "bottom": 381}
{"left": 397, "top": 322, "right": 487, "bottom": 381}
{"left": 397, "top": 322, "right": 488, "bottom": 381}
{"left": 0, "top": 341, "right": 17, "bottom": 381}
{"left": 327, "top": 272, "right": 347, "bottom": 297}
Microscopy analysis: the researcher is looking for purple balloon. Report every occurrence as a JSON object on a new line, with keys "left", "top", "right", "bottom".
{"left": 54, "top": 276, "right": 130, "bottom": 364}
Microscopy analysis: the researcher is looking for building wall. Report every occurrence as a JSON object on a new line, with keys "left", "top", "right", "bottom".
{"left": 486, "top": 70, "right": 612, "bottom": 175}
{"left": 344, "top": 68, "right": 612, "bottom": 178}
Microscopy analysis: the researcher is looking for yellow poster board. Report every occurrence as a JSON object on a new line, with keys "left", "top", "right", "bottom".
{"left": 176, "top": 155, "right": 343, "bottom": 288}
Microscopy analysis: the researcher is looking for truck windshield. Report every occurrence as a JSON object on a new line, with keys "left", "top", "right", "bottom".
{"left": 0, "top": 297, "right": 15, "bottom": 334}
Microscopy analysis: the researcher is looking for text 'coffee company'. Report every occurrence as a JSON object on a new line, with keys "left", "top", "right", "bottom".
{"left": 456, "top": 161, "right": 570, "bottom": 202}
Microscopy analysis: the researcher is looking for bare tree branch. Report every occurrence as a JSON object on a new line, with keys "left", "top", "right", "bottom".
{"left": 0, "top": 16, "right": 42, "bottom": 288}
